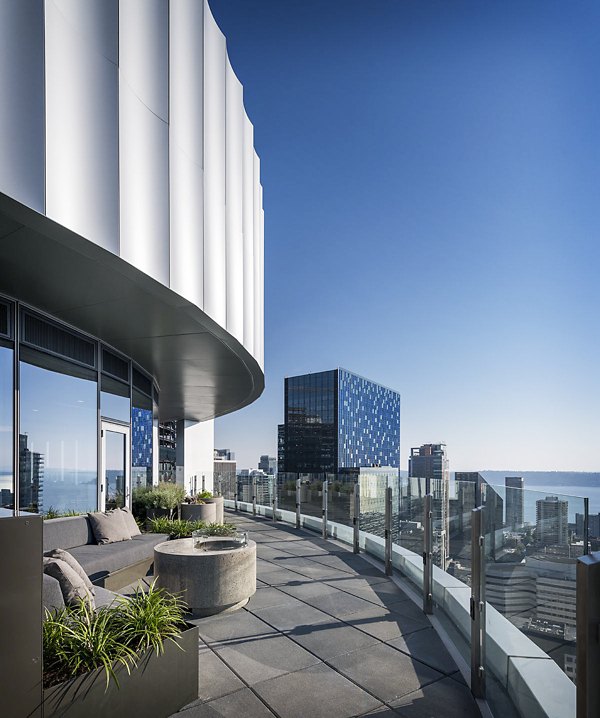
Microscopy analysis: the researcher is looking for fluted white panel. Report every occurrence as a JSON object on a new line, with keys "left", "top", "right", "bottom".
{"left": 203, "top": 2, "right": 227, "bottom": 326}
{"left": 0, "top": 0, "right": 45, "bottom": 213}
{"left": 119, "top": 0, "right": 169, "bottom": 285}
{"left": 253, "top": 152, "right": 261, "bottom": 362}
{"left": 259, "top": 201, "right": 265, "bottom": 369}
{"left": 169, "top": 0, "right": 204, "bottom": 308}
{"left": 45, "top": 0, "right": 119, "bottom": 253}
{"left": 225, "top": 58, "right": 244, "bottom": 342}
{"left": 119, "top": 0, "right": 168, "bottom": 121}
{"left": 242, "top": 115, "right": 255, "bottom": 353}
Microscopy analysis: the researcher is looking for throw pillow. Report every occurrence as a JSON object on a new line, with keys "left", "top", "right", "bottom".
{"left": 120, "top": 507, "right": 141, "bottom": 537}
{"left": 44, "top": 548, "right": 95, "bottom": 595}
{"left": 88, "top": 510, "right": 132, "bottom": 545}
{"left": 43, "top": 557, "right": 95, "bottom": 609}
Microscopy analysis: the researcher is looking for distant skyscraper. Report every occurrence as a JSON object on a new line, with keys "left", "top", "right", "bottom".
{"left": 505, "top": 476, "right": 524, "bottom": 530}
{"left": 536, "top": 496, "right": 569, "bottom": 546}
{"left": 213, "top": 449, "right": 236, "bottom": 495}
{"left": 409, "top": 444, "right": 449, "bottom": 567}
{"left": 282, "top": 369, "right": 400, "bottom": 473}
{"left": 19, "top": 434, "right": 44, "bottom": 513}
{"left": 258, "top": 455, "right": 277, "bottom": 475}
{"left": 576, "top": 512, "right": 600, "bottom": 539}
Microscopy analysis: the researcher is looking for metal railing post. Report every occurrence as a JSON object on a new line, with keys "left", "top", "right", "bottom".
{"left": 353, "top": 479, "right": 360, "bottom": 554}
{"left": 201, "top": 474, "right": 205, "bottom": 493}
{"left": 577, "top": 551, "right": 600, "bottom": 718}
{"left": 272, "top": 476, "right": 278, "bottom": 522}
{"left": 295, "top": 478, "right": 301, "bottom": 529}
{"left": 322, "top": 479, "right": 328, "bottom": 539}
{"left": 234, "top": 477, "right": 239, "bottom": 512}
{"left": 252, "top": 476, "right": 257, "bottom": 517}
{"left": 584, "top": 497, "right": 590, "bottom": 555}
{"left": 384, "top": 485, "right": 392, "bottom": 576}
{"left": 423, "top": 493, "right": 433, "bottom": 614}
{"left": 471, "top": 506, "right": 486, "bottom": 699}
{"left": 217, "top": 476, "right": 222, "bottom": 497}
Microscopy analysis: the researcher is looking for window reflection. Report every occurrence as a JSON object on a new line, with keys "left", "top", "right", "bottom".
{"left": 101, "top": 374, "right": 130, "bottom": 422}
{"left": 20, "top": 360, "right": 97, "bottom": 514}
{"left": 0, "top": 346, "right": 13, "bottom": 508}
{"left": 132, "top": 388, "right": 153, "bottom": 488}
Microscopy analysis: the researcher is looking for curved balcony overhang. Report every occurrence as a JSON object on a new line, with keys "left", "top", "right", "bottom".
{"left": 0, "top": 192, "right": 264, "bottom": 422}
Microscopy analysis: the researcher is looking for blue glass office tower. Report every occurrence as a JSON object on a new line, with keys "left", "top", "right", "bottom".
{"left": 283, "top": 369, "right": 400, "bottom": 473}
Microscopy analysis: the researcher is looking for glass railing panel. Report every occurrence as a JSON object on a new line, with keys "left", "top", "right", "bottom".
{"left": 445, "top": 478, "right": 478, "bottom": 586}
{"left": 327, "top": 472, "right": 356, "bottom": 528}
{"left": 481, "top": 484, "right": 585, "bottom": 692}
{"left": 276, "top": 472, "right": 297, "bottom": 514}
{"left": 294, "top": 473, "right": 325, "bottom": 520}
{"left": 395, "top": 476, "right": 426, "bottom": 557}
{"left": 358, "top": 470, "right": 391, "bottom": 540}
{"left": 236, "top": 475, "right": 252, "bottom": 504}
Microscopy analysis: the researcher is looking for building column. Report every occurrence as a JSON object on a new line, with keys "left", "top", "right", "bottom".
{"left": 176, "top": 419, "right": 214, "bottom": 496}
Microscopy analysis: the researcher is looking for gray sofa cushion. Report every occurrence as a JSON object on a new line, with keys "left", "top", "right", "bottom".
{"left": 120, "top": 507, "right": 141, "bottom": 537}
{"left": 88, "top": 510, "right": 131, "bottom": 544}
{"left": 44, "top": 548, "right": 95, "bottom": 594}
{"left": 43, "top": 573, "right": 65, "bottom": 612}
{"left": 43, "top": 515, "right": 94, "bottom": 552}
{"left": 43, "top": 557, "right": 95, "bottom": 609}
{"left": 69, "top": 533, "right": 169, "bottom": 583}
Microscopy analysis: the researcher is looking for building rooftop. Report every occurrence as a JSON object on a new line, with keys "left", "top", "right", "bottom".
{"left": 174, "top": 512, "right": 481, "bottom": 718}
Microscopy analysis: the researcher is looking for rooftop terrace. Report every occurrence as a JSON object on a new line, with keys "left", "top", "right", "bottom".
{"left": 174, "top": 511, "right": 482, "bottom": 718}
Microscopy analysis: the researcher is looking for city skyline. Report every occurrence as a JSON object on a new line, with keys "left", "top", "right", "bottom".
{"left": 214, "top": 0, "right": 600, "bottom": 473}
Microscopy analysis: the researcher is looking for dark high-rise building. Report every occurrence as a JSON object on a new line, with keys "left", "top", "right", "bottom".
{"left": 536, "top": 496, "right": 569, "bottom": 546}
{"left": 409, "top": 444, "right": 449, "bottom": 567}
{"left": 576, "top": 512, "right": 600, "bottom": 539}
{"left": 282, "top": 369, "right": 400, "bottom": 473}
{"left": 19, "top": 434, "right": 44, "bottom": 513}
{"left": 159, "top": 422, "right": 176, "bottom": 483}
{"left": 505, "top": 476, "right": 524, "bottom": 530}
{"left": 277, "top": 424, "right": 285, "bottom": 473}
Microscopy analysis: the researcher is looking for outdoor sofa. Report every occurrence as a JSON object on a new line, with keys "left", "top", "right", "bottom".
{"left": 42, "top": 513, "right": 168, "bottom": 611}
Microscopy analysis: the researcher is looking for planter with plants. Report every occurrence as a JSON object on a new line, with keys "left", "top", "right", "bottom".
{"left": 147, "top": 517, "right": 237, "bottom": 540}
{"left": 134, "top": 483, "right": 186, "bottom": 521}
{"left": 42, "top": 582, "right": 198, "bottom": 718}
{"left": 181, "top": 491, "right": 224, "bottom": 523}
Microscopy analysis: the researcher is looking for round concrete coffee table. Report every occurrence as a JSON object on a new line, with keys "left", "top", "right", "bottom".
{"left": 154, "top": 537, "right": 256, "bottom": 617}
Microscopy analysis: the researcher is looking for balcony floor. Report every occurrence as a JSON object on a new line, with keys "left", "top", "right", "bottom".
{"left": 173, "top": 511, "right": 481, "bottom": 718}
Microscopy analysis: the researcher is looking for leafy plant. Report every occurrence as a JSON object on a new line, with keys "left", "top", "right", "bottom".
{"left": 197, "top": 491, "right": 213, "bottom": 500}
{"left": 147, "top": 517, "right": 206, "bottom": 538}
{"left": 111, "top": 580, "right": 186, "bottom": 656}
{"left": 43, "top": 600, "right": 137, "bottom": 689}
{"left": 131, "top": 486, "right": 153, "bottom": 520}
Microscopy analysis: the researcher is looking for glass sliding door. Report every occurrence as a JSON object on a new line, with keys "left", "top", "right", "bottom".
{"left": 101, "top": 421, "right": 130, "bottom": 511}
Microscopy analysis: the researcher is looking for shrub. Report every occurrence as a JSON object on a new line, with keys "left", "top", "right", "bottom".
{"left": 197, "top": 490, "right": 213, "bottom": 500}
{"left": 147, "top": 517, "right": 206, "bottom": 539}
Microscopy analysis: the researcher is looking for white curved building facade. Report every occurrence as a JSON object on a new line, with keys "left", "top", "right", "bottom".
{"left": 0, "top": 0, "right": 264, "bottom": 513}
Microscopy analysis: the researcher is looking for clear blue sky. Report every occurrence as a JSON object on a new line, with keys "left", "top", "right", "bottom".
{"left": 212, "top": 0, "right": 600, "bottom": 473}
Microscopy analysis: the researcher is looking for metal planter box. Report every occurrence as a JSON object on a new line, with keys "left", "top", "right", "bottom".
{"left": 42, "top": 624, "right": 198, "bottom": 718}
